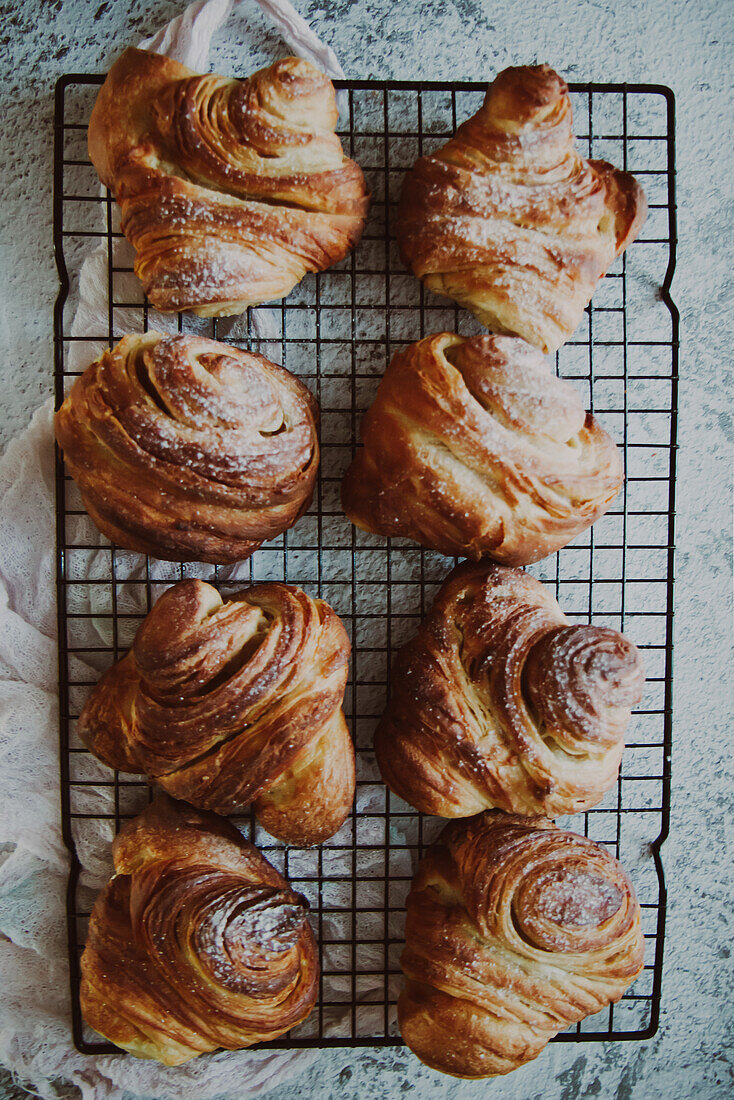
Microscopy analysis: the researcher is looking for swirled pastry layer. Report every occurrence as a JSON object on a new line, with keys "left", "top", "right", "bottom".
{"left": 88, "top": 48, "right": 369, "bottom": 316}
{"left": 397, "top": 65, "right": 646, "bottom": 352}
{"left": 80, "top": 795, "right": 318, "bottom": 1064}
{"left": 375, "top": 561, "right": 644, "bottom": 818}
{"left": 54, "top": 332, "right": 319, "bottom": 563}
{"left": 399, "top": 812, "right": 644, "bottom": 1077}
{"left": 79, "top": 578, "right": 354, "bottom": 845}
{"left": 341, "top": 332, "right": 623, "bottom": 564}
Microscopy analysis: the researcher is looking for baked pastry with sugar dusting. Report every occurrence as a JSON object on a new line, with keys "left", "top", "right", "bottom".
{"left": 397, "top": 64, "right": 646, "bottom": 352}
{"left": 79, "top": 578, "right": 355, "bottom": 846}
{"left": 375, "top": 560, "right": 644, "bottom": 819}
{"left": 399, "top": 811, "right": 644, "bottom": 1077}
{"left": 341, "top": 332, "right": 623, "bottom": 565}
{"left": 80, "top": 795, "right": 319, "bottom": 1064}
{"left": 54, "top": 331, "right": 319, "bottom": 563}
{"left": 88, "top": 47, "right": 369, "bottom": 316}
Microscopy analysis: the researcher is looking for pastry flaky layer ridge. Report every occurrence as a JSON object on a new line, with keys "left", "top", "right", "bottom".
{"left": 54, "top": 331, "right": 319, "bottom": 563}
{"left": 88, "top": 47, "right": 370, "bottom": 315}
{"left": 79, "top": 578, "right": 355, "bottom": 846}
{"left": 80, "top": 795, "right": 319, "bottom": 1065}
{"left": 375, "top": 561, "right": 644, "bottom": 819}
{"left": 341, "top": 332, "right": 623, "bottom": 565}
{"left": 399, "top": 811, "right": 644, "bottom": 1078}
{"left": 397, "top": 64, "right": 647, "bottom": 352}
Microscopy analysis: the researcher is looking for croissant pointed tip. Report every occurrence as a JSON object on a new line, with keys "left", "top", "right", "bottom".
{"left": 486, "top": 63, "right": 569, "bottom": 125}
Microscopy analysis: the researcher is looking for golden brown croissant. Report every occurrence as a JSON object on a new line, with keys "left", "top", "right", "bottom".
{"left": 341, "top": 332, "right": 623, "bottom": 564}
{"left": 397, "top": 65, "right": 646, "bottom": 352}
{"left": 88, "top": 47, "right": 369, "bottom": 315}
{"left": 54, "top": 331, "right": 319, "bottom": 563}
{"left": 79, "top": 578, "right": 354, "bottom": 846}
{"left": 80, "top": 795, "right": 318, "bottom": 1064}
{"left": 399, "top": 812, "right": 644, "bottom": 1077}
{"left": 375, "top": 561, "right": 644, "bottom": 818}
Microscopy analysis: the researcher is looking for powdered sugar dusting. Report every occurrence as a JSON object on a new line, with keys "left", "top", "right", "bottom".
{"left": 535, "top": 871, "right": 622, "bottom": 927}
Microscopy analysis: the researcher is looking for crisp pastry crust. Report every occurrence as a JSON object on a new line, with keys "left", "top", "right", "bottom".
{"left": 341, "top": 332, "right": 623, "bottom": 565}
{"left": 79, "top": 578, "right": 355, "bottom": 845}
{"left": 80, "top": 795, "right": 319, "bottom": 1064}
{"left": 375, "top": 561, "right": 644, "bottom": 818}
{"left": 88, "top": 47, "right": 369, "bottom": 315}
{"left": 397, "top": 64, "right": 647, "bottom": 352}
{"left": 399, "top": 811, "right": 644, "bottom": 1078}
{"left": 54, "top": 331, "right": 319, "bottom": 564}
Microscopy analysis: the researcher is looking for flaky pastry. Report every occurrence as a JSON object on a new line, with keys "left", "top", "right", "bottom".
{"left": 342, "top": 332, "right": 623, "bottom": 564}
{"left": 79, "top": 578, "right": 354, "bottom": 845}
{"left": 88, "top": 48, "right": 369, "bottom": 315}
{"left": 80, "top": 795, "right": 318, "bottom": 1064}
{"left": 398, "top": 64, "right": 646, "bottom": 352}
{"left": 376, "top": 561, "right": 644, "bottom": 818}
{"left": 399, "top": 812, "right": 644, "bottom": 1077}
{"left": 54, "top": 331, "right": 319, "bottom": 563}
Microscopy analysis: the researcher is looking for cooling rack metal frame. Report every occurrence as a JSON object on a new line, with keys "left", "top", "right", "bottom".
{"left": 53, "top": 73, "right": 677, "bottom": 1055}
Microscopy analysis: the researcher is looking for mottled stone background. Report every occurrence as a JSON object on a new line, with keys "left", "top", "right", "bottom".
{"left": 0, "top": 0, "right": 732, "bottom": 1097}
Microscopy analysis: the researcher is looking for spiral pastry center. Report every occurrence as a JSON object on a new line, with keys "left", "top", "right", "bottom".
{"left": 512, "top": 865, "right": 625, "bottom": 951}
{"left": 525, "top": 624, "right": 644, "bottom": 748}
{"left": 191, "top": 883, "right": 308, "bottom": 994}
{"left": 533, "top": 871, "right": 623, "bottom": 926}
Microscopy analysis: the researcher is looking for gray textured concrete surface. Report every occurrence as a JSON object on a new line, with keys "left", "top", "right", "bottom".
{"left": 0, "top": 0, "right": 732, "bottom": 1097}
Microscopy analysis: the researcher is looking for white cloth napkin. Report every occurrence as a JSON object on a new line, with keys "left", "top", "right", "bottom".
{"left": 0, "top": 2, "right": 355, "bottom": 1096}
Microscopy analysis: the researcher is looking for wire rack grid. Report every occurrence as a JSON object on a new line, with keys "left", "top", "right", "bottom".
{"left": 53, "top": 74, "right": 677, "bottom": 1054}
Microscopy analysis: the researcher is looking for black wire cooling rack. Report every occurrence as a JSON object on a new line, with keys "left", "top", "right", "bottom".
{"left": 53, "top": 74, "right": 677, "bottom": 1055}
